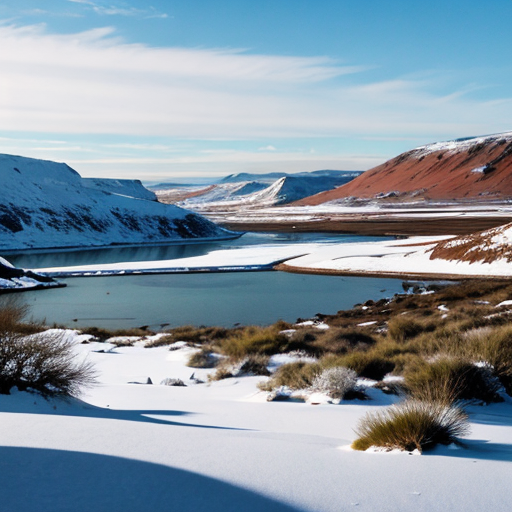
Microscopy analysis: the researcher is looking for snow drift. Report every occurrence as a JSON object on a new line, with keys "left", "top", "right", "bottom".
{"left": 0, "top": 154, "right": 236, "bottom": 251}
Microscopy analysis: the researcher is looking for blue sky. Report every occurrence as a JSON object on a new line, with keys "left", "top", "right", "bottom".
{"left": 1, "top": 0, "right": 511, "bottom": 180}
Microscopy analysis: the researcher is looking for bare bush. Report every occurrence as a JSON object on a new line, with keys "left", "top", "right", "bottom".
{"left": 311, "top": 367, "right": 358, "bottom": 399}
{"left": 0, "top": 329, "right": 96, "bottom": 397}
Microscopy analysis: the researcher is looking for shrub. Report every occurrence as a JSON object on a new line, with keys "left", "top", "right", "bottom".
{"left": 212, "top": 354, "right": 270, "bottom": 381}
{"left": 352, "top": 399, "right": 470, "bottom": 452}
{"left": 332, "top": 352, "right": 395, "bottom": 381}
{"left": 187, "top": 349, "right": 218, "bottom": 368}
{"left": 313, "top": 328, "right": 376, "bottom": 355}
{"left": 0, "top": 330, "right": 96, "bottom": 397}
{"left": 259, "top": 361, "right": 320, "bottom": 391}
{"left": 146, "top": 325, "right": 230, "bottom": 347}
{"left": 219, "top": 326, "right": 290, "bottom": 358}
{"left": 404, "top": 357, "right": 502, "bottom": 404}
{"left": 467, "top": 325, "right": 512, "bottom": 395}
{"left": 311, "top": 366, "right": 358, "bottom": 399}
{"left": 388, "top": 316, "right": 433, "bottom": 343}
{"left": 0, "top": 297, "right": 45, "bottom": 335}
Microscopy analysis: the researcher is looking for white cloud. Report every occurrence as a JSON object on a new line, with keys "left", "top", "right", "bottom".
{"left": 258, "top": 145, "right": 277, "bottom": 151}
{"left": 0, "top": 22, "right": 511, "bottom": 152}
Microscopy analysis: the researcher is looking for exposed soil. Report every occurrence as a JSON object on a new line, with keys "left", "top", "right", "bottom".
{"left": 220, "top": 215, "right": 512, "bottom": 237}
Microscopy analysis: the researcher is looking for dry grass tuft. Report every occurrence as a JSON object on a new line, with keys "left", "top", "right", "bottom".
{"left": 352, "top": 399, "right": 469, "bottom": 452}
{"left": 404, "top": 357, "right": 501, "bottom": 404}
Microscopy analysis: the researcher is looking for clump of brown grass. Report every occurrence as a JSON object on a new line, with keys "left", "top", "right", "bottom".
{"left": 467, "top": 324, "right": 512, "bottom": 395}
{"left": 404, "top": 357, "right": 502, "bottom": 404}
{"left": 312, "top": 327, "right": 376, "bottom": 355}
{"left": 258, "top": 361, "right": 320, "bottom": 391}
{"left": 388, "top": 316, "right": 436, "bottom": 343}
{"left": 212, "top": 354, "right": 270, "bottom": 381}
{"left": 187, "top": 349, "right": 219, "bottom": 368}
{"left": 329, "top": 352, "right": 395, "bottom": 381}
{"left": 352, "top": 399, "right": 469, "bottom": 452}
{"left": 219, "top": 326, "right": 290, "bottom": 358}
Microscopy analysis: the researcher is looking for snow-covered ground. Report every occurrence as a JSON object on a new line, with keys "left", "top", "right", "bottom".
{"left": 282, "top": 234, "right": 512, "bottom": 278}
{"left": 33, "top": 242, "right": 338, "bottom": 276}
{"left": 1, "top": 332, "right": 511, "bottom": 512}
{"left": 31, "top": 229, "right": 512, "bottom": 280}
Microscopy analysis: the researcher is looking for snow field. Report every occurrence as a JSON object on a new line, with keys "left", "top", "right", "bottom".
{"left": 1, "top": 331, "right": 512, "bottom": 512}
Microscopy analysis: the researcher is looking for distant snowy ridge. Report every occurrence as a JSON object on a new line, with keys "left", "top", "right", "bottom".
{"left": 158, "top": 173, "right": 360, "bottom": 210}
{"left": 413, "top": 131, "right": 512, "bottom": 158}
{"left": 220, "top": 169, "right": 362, "bottom": 184}
{"left": 82, "top": 178, "right": 157, "bottom": 201}
{"left": 0, "top": 154, "right": 236, "bottom": 251}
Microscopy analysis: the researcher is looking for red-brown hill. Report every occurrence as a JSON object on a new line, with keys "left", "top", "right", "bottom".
{"left": 295, "top": 132, "right": 512, "bottom": 205}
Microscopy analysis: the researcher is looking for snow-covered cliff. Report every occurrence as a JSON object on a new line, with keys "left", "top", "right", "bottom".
{"left": 0, "top": 154, "right": 236, "bottom": 251}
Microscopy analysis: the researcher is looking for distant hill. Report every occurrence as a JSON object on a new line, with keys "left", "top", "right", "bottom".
{"left": 294, "top": 132, "right": 512, "bottom": 205}
{"left": 157, "top": 172, "right": 362, "bottom": 209}
{"left": 220, "top": 170, "right": 361, "bottom": 184}
{"left": 0, "top": 154, "right": 235, "bottom": 251}
{"left": 82, "top": 178, "right": 157, "bottom": 201}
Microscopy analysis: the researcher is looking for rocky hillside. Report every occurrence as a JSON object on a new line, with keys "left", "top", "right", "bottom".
{"left": 0, "top": 154, "right": 236, "bottom": 251}
{"left": 430, "top": 222, "right": 512, "bottom": 264}
{"left": 295, "top": 132, "right": 512, "bottom": 205}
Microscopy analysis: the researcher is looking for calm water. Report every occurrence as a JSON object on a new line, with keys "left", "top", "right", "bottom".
{"left": 24, "top": 272, "right": 405, "bottom": 330}
{"left": 12, "top": 232, "right": 407, "bottom": 329}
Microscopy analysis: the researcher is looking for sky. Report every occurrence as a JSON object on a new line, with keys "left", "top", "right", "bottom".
{"left": 1, "top": 0, "right": 511, "bottom": 181}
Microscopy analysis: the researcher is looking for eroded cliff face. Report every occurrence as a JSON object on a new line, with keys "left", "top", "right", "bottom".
{"left": 295, "top": 132, "right": 512, "bottom": 205}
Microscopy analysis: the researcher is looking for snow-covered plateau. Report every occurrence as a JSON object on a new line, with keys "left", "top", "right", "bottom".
{"left": 1, "top": 330, "right": 511, "bottom": 512}
{"left": 0, "top": 154, "right": 237, "bottom": 252}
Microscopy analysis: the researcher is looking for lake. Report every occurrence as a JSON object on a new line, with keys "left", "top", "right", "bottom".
{"left": 9, "top": 233, "right": 409, "bottom": 329}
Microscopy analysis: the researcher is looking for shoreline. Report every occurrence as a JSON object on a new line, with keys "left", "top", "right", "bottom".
{"left": 274, "top": 262, "right": 500, "bottom": 281}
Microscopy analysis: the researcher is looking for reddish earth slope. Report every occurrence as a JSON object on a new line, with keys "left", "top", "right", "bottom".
{"left": 296, "top": 132, "right": 512, "bottom": 205}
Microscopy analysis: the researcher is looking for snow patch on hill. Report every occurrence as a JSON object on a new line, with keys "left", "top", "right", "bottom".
{"left": 430, "top": 222, "right": 512, "bottom": 264}
{"left": 0, "top": 154, "right": 236, "bottom": 251}
{"left": 413, "top": 131, "right": 512, "bottom": 158}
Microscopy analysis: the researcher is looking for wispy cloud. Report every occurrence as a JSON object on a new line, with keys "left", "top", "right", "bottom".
{"left": 67, "top": 0, "right": 168, "bottom": 19}
{"left": 0, "top": 22, "right": 511, "bottom": 151}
